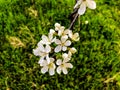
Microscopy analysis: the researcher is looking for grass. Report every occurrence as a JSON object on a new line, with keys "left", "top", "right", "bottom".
{"left": 0, "top": 0, "right": 120, "bottom": 89}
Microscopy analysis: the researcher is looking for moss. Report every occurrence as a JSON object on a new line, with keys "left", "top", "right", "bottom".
{"left": 0, "top": 0, "right": 120, "bottom": 89}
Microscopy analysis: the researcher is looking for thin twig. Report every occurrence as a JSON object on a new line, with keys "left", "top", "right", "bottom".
{"left": 68, "top": 13, "right": 79, "bottom": 30}
{"left": 68, "top": 0, "right": 79, "bottom": 30}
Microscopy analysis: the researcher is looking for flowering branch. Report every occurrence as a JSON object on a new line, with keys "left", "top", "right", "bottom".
{"left": 33, "top": 0, "right": 96, "bottom": 75}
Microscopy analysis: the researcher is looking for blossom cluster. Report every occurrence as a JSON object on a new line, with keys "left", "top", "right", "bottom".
{"left": 33, "top": 0, "right": 96, "bottom": 76}
{"left": 33, "top": 23, "right": 79, "bottom": 75}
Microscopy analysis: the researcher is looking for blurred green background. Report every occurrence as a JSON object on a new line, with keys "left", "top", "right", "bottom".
{"left": 0, "top": 0, "right": 120, "bottom": 89}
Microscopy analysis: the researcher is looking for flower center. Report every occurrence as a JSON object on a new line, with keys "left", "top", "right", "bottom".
{"left": 48, "top": 63, "right": 53, "bottom": 68}
{"left": 61, "top": 64, "right": 65, "bottom": 67}
{"left": 61, "top": 42, "right": 65, "bottom": 46}
{"left": 43, "top": 52, "right": 48, "bottom": 56}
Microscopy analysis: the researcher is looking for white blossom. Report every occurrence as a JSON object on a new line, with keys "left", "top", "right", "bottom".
{"left": 40, "top": 58, "right": 56, "bottom": 75}
{"left": 49, "top": 29, "right": 55, "bottom": 35}
{"left": 69, "top": 47, "right": 77, "bottom": 54}
{"left": 61, "top": 29, "right": 71, "bottom": 37}
{"left": 40, "top": 32, "right": 56, "bottom": 45}
{"left": 54, "top": 23, "right": 67, "bottom": 36}
{"left": 55, "top": 23, "right": 65, "bottom": 31}
{"left": 54, "top": 36, "right": 71, "bottom": 52}
{"left": 56, "top": 53, "right": 73, "bottom": 74}
{"left": 74, "top": 0, "right": 96, "bottom": 15}
{"left": 68, "top": 47, "right": 77, "bottom": 57}
{"left": 59, "top": 29, "right": 71, "bottom": 37}
{"left": 33, "top": 42, "right": 51, "bottom": 64}
{"left": 68, "top": 31, "right": 80, "bottom": 41}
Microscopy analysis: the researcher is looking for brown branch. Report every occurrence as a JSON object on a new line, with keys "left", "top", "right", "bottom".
{"left": 68, "top": 13, "right": 79, "bottom": 30}
{"left": 68, "top": 0, "right": 79, "bottom": 30}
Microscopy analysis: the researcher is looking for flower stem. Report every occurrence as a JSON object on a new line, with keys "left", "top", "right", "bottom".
{"left": 68, "top": 0, "right": 79, "bottom": 30}
{"left": 68, "top": 13, "right": 79, "bottom": 30}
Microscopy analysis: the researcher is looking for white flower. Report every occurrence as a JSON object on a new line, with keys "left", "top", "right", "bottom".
{"left": 68, "top": 47, "right": 77, "bottom": 58}
{"left": 33, "top": 42, "right": 51, "bottom": 63}
{"left": 69, "top": 47, "right": 77, "bottom": 54}
{"left": 61, "top": 29, "right": 71, "bottom": 37}
{"left": 55, "top": 23, "right": 72, "bottom": 37}
{"left": 55, "top": 23, "right": 65, "bottom": 31}
{"left": 40, "top": 32, "right": 56, "bottom": 45}
{"left": 54, "top": 23, "right": 67, "bottom": 36}
{"left": 74, "top": 0, "right": 96, "bottom": 15}
{"left": 54, "top": 36, "right": 71, "bottom": 52}
{"left": 40, "top": 58, "right": 56, "bottom": 75}
{"left": 68, "top": 31, "right": 80, "bottom": 41}
{"left": 49, "top": 29, "right": 55, "bottom": 35}
{"left": 56, "top": 53, "right": 73, "bottom": 74}
{"left": 58, "top": 29, "right": 71, "bottom": 37}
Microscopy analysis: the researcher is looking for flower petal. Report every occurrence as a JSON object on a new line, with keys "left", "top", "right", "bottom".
{"left": 41, "top": 35, "right": 49, "bottom": 43}
{"left": 64, "top": 29, "right": 71, "bottom": 35}
{"left": 68, "top": 52, "right": 72, "bottom": 58}
{"left": 38, "top": 56, "right": 45, "bottom": 64}
{"left": 55, "top": 23, "right": 60, "bottom": 31}
{"left": 41, "top": 66, "right": 48, "bottom": 74}
{"left": 49, "top": 29, "right": 55, "bottom": 35}
{"left": 48, "top": 34, "right": 53, "bottom": 41}
{"left": 74, "top": 33, "right": 79, "bottom": 37}
{"left": 55, "top": 39, "right": 61, "bottom": 45}
{"left": 39, "top": 60, "right": 48, "bottom": 66}
{"left": 56, "top": 59, "right": 62, "bottom": 65}
{"left": 50, "top": 58, "right": 55, "bottom": 62}
{"left": 61, "top": 26, "right": 65, "bottom": 30}
{"left": 55, "top": 23, "right": 60, "bottom": 27}
{"left": 62, "top": 67, "right": 68, "bottom": 74}
{"left": 45, "top": 45, "right": 51, "bottom": 53}
{"left": 49, "top": 68, "right": 55, "bottom": 75}
{"left": 46, "top": 55, "right": 50, "bottom": 64}
{"left": 86, "top": 0, "right": 96, "bottom": 9}
{"left": 57, "top": 66, "right": 62, "bottom": 74}
{"left": 37, "top": 42, "right": 44, "bottom": 51}
{"left": 52, "top": 63, "right": 56, "bottom": 69}
{"left": 78, "top": 2, "right": 86, "bottom": 15}
{"left": 62, "top": 53, "right": 68, "bottom": 59}
{"left": 62, "top": 46, "right": 67, "bottom": 51}
{"left": 64, "top": 40, "right": 71, "bottom": 46}
{"left": 63, "top": 54, "right": 71, "bottom": 63}
{"left": 61, "top": 36, "right": 68, "bottom": 43}
{"left": 63, "top": 58, "right": 70, "bottom": 63}
{"left": 65, "top": 63, "right": 73, "bottom": 68}
{"left": 73, "top": 33, "right": 80, "bottom": 41}
{"left": 68, "top": 30, "right": 73, "bottom": 38}
{"left": 33, "top": 48, "right": 40, "bottom": 56}
{"left": 70, "top": 47, "right": 77, "bottom": 54}
{"left": 54, "top": 45, "right": 62, "bottom": 52}
{"left": 51, "top": 37, "right": 56, "bottom": 43}
{"left": 74, "top": 0, "right": 82, "bottom": 8}
{"left": 58, "top": 29, "right": 64, "bottom": 36}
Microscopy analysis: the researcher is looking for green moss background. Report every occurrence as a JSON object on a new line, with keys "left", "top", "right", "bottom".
{"left": 0, "top": 0, "right": 120, "bottom": 89}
